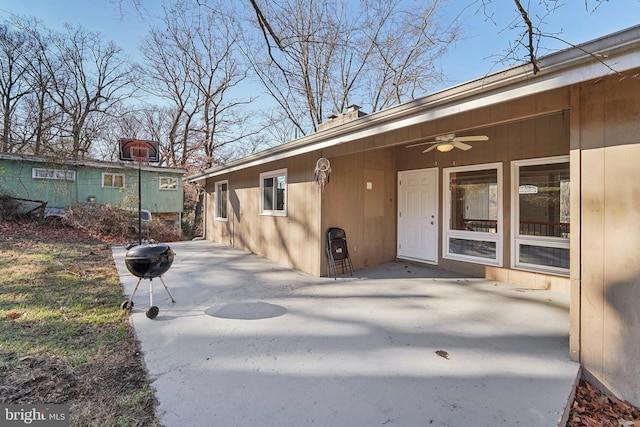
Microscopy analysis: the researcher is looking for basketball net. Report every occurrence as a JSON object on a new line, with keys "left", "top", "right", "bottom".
{"left": 131, "top": 147, "right": 151, "bottom": 165}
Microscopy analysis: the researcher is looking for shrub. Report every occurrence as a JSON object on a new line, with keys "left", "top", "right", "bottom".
{"left": 61, "top": 204, "right": 183, "bottom": 243}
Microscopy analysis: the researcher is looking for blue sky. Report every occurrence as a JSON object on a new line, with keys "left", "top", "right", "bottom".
{"left": 1, "top": 0, "right": 639, "bottom": 91}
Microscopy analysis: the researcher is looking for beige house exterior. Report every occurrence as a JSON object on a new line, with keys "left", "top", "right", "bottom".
{"left": 189, "top": 26, "right": 640, "bottom": 406}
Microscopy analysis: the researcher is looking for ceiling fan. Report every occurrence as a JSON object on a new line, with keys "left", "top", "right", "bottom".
{"left": 407, "top": 134, "right": 489, "bottom": 153}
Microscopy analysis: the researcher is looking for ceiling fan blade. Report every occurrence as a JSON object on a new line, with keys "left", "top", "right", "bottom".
{"left": 422, "top": 144, "right": 439, "bottom": 153}
{"left": 453, "top": 141, "right": 473, "bottom": 151}
{"left": 453, "top": 135, "right": 488, "bottom": 142}
{"left": 406, "top": 140, "right": 436, "bottom": 148}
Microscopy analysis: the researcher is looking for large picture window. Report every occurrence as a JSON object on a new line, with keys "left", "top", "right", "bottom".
{"left": 512, "top": 157, "right": 569, "bottom": 275}
{"left": 260, "top": 169, "right": 287, "bottom": 216}
{"left": 215, "top": 180, "right": 228, "bottom": 221}
{"left": 443, "top": 163, "right": 502, "bottom": 266}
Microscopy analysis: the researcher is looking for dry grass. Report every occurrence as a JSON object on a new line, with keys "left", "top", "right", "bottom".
{"left": 0, "top": 220, "right": 159, "bottom": 426}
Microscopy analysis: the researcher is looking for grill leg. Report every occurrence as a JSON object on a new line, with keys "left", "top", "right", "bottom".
{"left": 159, "top": 276, "right": 176, "bottom": 303}
{"left": 121, "top": 278, "right": 142, "bottom": 311}
{"left": 149, "top": 279, "right": 154, "bottom": 307}
{"left": 129, "top": 278, "right": 143, "bottom": 304}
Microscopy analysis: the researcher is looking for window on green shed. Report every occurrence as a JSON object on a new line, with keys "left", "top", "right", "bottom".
{"left": 32, "top": 168, "right": 76, "bottom": 181}
{"left": 102, "top": 173, "right": 125, "bottom": 188}
{"left": 159, "top": 177, "right": 178, "bottom": 190}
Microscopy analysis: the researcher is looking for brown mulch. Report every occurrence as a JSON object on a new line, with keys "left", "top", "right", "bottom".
{"left": 567, "top": 380, "right": 640, "bottom": 427}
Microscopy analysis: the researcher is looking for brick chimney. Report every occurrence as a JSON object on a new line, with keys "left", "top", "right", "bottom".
{"left": 317, "top": 104, "right": 367, "bottom": 131}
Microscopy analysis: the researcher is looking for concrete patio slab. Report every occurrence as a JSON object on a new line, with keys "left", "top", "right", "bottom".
{"left": 113, "top": 240, "right": 580, "bottom": 427}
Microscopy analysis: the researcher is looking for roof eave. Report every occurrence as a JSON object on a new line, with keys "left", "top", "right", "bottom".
{"left": 188, "top": 24, "right": 640, "bottom": 183}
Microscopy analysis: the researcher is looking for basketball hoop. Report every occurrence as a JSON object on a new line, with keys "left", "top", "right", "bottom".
{"left": 314, "top": 158, "right": 331, "bottom": 191}
{"left": 118, "top": 138, "right": 159, "bottom": 245}
{"left": 119, "top": 139, "right": 159, "bottom": 163}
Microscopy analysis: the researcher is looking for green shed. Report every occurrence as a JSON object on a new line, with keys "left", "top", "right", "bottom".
{"left": 0, "top": 153, "right": 186, "bottom": 226}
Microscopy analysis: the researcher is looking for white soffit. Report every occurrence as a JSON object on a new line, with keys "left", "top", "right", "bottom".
{"left": 190, "top": 25, "right": 640, "bottom": 182}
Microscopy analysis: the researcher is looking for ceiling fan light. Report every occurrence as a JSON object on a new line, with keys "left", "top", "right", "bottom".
{"left": 436, "top": 143, "right": 454, "bottom": 152}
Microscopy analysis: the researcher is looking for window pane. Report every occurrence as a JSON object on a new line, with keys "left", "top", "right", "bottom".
{"left": 103, "top": 175, "right": 112, "bottom": 187}
{"left": 449, "top": 238, "right": 496, "bottom": 259}
{"left": 160, "top": 177, "right": 177, "bottom": 189}
{"left": 519, "top": 162, "right": 569, "bottom": 237}
{"left": 519, "top": 244, "right": 569, "bottom": 269}
{"left": 113, "top": 175, "right": 124, "bottom": 188}
{"left": 263, "top": 177, "right": 274, "bottom": 211}
{"left": 217, "top": 183, "right": 228, "bottom": 219}
{"left": 450, "top": 169, "right": 498, "bottom": 232}
{"left": 275, "top": 175, "right": 285, "bottom": 211}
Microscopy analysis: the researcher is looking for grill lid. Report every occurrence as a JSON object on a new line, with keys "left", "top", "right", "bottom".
{"left": 124, "top": 243, "right": 174, "bottom": 279}
{"left": 125, "top": 243, "right": 173, "bottom": 259}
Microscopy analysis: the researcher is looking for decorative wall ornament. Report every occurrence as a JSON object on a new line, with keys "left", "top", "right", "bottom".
{"left": 314, "top": 158, "right": 331, "bottom": 191}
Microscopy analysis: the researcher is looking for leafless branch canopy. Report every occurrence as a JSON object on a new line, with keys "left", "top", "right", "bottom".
{"left": 243, "top": 0, "right": 459, "bottom": 135}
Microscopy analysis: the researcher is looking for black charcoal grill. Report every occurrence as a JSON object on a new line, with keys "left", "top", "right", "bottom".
{"left": 121, "top": 243, "right": 176, "bottom": 319}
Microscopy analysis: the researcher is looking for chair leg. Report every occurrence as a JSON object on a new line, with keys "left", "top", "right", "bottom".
{"left": 327, "top": 246, "right": 337, "bottom": 279}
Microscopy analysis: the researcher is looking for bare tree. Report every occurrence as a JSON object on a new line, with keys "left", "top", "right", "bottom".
{"left": 140, "top": 0, "right": 261, "bottom": 168}
{"left": 41, "top": 24, "right": 138, "bottom": 159}
{"left": 475, "top": 0, "right": 614, "bottom": 74}
{"left": 186, "top": 3, "right": 261, "bottom": 165}
{"left": 0, "top": 21, "right": 32, "bottom": 152}
{"left": 140, "top": 5, "right": 201, "bottom": 168}
{"left": 243, "top": 0, "right": 459, "bottom": 135}
{"left": 11, "top": 18, "right": 62, "bottom": 155}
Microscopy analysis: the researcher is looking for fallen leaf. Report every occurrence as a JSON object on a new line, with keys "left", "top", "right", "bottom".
{"left": 435, "top": 350, "right": 449, "bottom": 360}
{"left": 5, "top": 311, "right": 21, "bottom": 319}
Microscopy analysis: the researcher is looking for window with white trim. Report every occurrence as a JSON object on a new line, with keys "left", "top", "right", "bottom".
{"left": 159, "top": 176, "right": 178, "bottom": 190}
{"left": 443, "top": 163, "right": 502, "bottom": 266}
{"left": 32, "top": 168, "right": 75, "bottom": 181}
{"left": 260, "top": 169, "right": 287, "bottom": 216}
{"left": 102, "top": 172, "right": 125, "bottom": 188}
{"left": 511, "top": 156, "right": 569, "bottom": 275}
{"left": 215, "top": 180, "right": 228, "bottom": 221}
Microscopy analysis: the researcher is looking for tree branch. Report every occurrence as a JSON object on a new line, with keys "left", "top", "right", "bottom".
{"left": 513, "top": 0, "right": 540, "bottom": 74}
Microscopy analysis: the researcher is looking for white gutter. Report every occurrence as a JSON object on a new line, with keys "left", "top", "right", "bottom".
{"left": 189, "top": 25, "right": 640, "bottom": 183}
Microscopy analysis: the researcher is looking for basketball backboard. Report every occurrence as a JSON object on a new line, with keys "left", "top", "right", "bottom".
{"left": 119, "top": 139, "right": 159, "bottom": 162}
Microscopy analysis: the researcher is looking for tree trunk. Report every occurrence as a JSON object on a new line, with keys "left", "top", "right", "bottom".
{"left": 192, "top": 190, "right": 204, "bottom": 238}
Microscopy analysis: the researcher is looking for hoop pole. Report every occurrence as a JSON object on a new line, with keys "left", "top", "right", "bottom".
{"left": 138, "top": 160, "right": 142, "bottom": 245}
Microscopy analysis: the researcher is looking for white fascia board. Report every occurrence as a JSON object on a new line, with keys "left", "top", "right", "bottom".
{"left": 189, "top": 25, "right": 640, "bottom": 183}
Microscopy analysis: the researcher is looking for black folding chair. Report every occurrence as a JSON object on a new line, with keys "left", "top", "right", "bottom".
{"left": 326, "top": 227, "right": 353, "bottom": 279}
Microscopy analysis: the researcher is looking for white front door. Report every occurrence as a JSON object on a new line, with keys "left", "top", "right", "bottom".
{"left": 397, "top": 168, "right": 438, "bottom": 263}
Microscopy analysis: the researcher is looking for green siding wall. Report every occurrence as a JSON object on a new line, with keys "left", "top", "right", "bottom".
{"left": 0, "top": 159, "right": 184, "bottom": 213}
